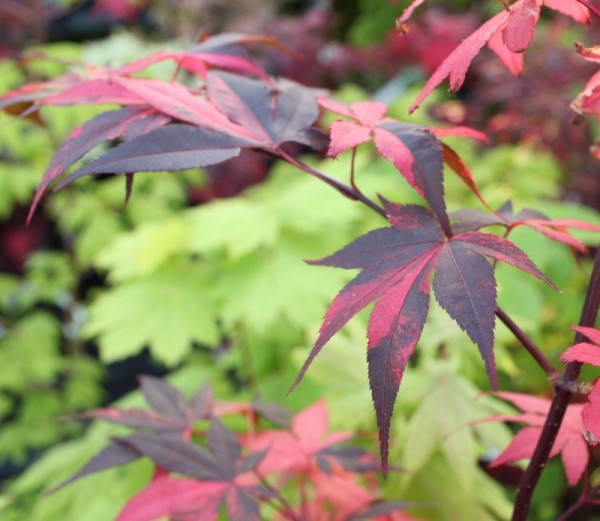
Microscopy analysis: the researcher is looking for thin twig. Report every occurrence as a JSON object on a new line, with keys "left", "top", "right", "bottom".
{"left": 495, "top": 307, "right": 557, "bottom": 376}
{"left": 253, "top": 470, "right": 301, "bottom": 521}
{"left": 277, "top": 148, "right": 386, "bottom": 218}
{"left": 349, "top": 147, "right": 360, "bottom": 193}
{"left": 511, "top": 246, "right": 600, "bottom": 521}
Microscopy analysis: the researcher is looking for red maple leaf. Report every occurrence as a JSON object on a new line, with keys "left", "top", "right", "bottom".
{"left": 485, "top": 392, "right": 588, "bottom": 485}
{"left": 319, "top": 98, "right": 489, "bottom": 233}
{"left": 245, "top": 401, "right": 351, "bottom": 477}
{"left": 561, "top": 326, "right": 600, "bottom": 445}
{"left": 408, "top": 0, "right": 590, "bottom": 112}
{"left": 291, "top": 200, "right": 555, "bottom": 471}
{"left": 116, "top": 420, "right": 267, "bottom": 521}
{"left": 452, "top": 200, "right": 600, "bottom": 252}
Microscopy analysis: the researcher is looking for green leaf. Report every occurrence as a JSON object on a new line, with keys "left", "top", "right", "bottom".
{"left": 401, "top": 367, "right": 512, "bottom": 491}
{"left": 213, "top": 236, "right": 350, "bottom": 333}
{"left": 85, "top": 262, "right": 219, "bottom": 365}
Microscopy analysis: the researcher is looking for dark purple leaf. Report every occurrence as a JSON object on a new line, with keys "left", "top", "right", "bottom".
{"left": 28, "top": 107, "right": 148, "bottom": 221}
{"left": 295, "top": 202, "right": 553, "bottom": 469}
{"left": 207, "top": 72, "right": 320, "bottom": 147}
{"left": 207, "top": 419, "right": 241, "bottom": 481}
{"left": 226, "top": 488, "right": 261, "bottom": 521}
{"left": 47, "top": 441, "right": 141, "bottom": 494}
{"left": 123, "top": 111, "right": 171, "bottom": 141}
{"left": 367, "top": 257, "right": 437, "bottom": 472}
{"left": 78, "top": 407, "right": 185, "bottom": 431}
{"left": 190, "top": 384, "right": 215, "bottom": 421}
{"left": 140, "top": 376, "right": 189, "bottom": 422}
{"left": 433, "top": 241, "right": 498, "bottom": 388}
{"left": 317, "top": 446, "right": 382, "bottom": 474}
{"left": 54, "top": 125, "right": 253, "bottom": 189}
{"left": 348, "top": 501, "right": 412, "bottom": 520}
{"left": 376, "top": 122, "right": 448, "bottom": 235}
{"left": 117, "top": 433, "right": 221, "bottom": 481}
{"left": 251, "top": 400, "right": 291, "bottom": 427}
{"left": 236, "top": 449, "right": 267, "bottom": 474}
{"left": 457, "top": 232, "right": 556, "bottom": 288}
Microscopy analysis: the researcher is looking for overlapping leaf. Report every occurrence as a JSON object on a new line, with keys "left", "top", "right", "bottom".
{"left": 0, "top": 35, "right": 323, "bottom": 221}
{"left": 409, "top": 0, "right": 590, "bottom": 112}
{"left": 483, "top": 392, "right": 588, "bottom": 485}
{"left": 245, "top": 401, "right": 352, "bottom": 476}
{"left": 560, "top": 326, "right": 600, "bottom": 445}
{"left": 206, "top": 71, "right": 321, "bottom": 147}
{"left": 115, "top": 420, "right": 266, "bottom": 521}
{"left": 452, "top": 200, "right": 600, "bottom": 252}
{"left": 27, "top": 107, "right": 169, "bottom": 221}
{"left": 319, "top": 98, "right": 450, "bottom": 233}
{"left": 319, "top": 98, "right": 490, "bottom": 229}
{"left": 292, "top": 200, "right": 554, "bottom": 471}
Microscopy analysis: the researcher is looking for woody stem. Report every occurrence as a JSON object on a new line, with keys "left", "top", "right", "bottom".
{"left": 511, "top": 245, "right": 600, "bottom": 521}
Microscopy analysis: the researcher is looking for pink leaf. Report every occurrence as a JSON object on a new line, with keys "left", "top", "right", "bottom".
{"left": 429, "top": 126, "right": 488, "bottom": 141}
{"left": 327, "top": 121, "right": 372, "bottom": 157}
{"left": 571, "top": 325, "right": 600, "bottom": 345}
{"left": 502, "top": 0, "right": 540, "bottom": 53}
{"left": 116, "top": 476, "right": 227, "bottom": 521}
{"left": 561, "top": 436, "right": 590, "bottom": 484}
{"left": 493, "top": 391, "right": 551, "bottom": 415}
{"left": 560, "top": 342, "right": 600, "bottom": 367}
{"left": 582, "top": 382, "right": 600, "bottom": 445}
{"left": 544, "top": 0, "right": 590, "bottom": 23}
{"left": 490, "top": 427, "right": 541, "bottom": 467}
{"left": 409, "top": 9, "right": 511, "bottom": 112}
{"left": 488, "top": 29, "right": 524, "bottom": 76}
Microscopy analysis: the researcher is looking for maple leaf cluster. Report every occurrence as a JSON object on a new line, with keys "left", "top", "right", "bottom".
{"left": 401, "top": 0, "right": 591, "bottom": 112}
{"left": 55, "top": 377, "right": 416, "bottom": 521}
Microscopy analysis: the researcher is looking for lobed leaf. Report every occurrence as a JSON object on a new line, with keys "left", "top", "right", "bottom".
{"left": 55, "top": 125, "right": 252, "bottom": 189}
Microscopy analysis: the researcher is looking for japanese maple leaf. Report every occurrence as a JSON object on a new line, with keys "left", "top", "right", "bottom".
{"left": 51, "top": 378, "right": 286, "bottom": 493}
{"left": 451, "top": 200, "right": 600, "bottom": 252}
{"left": 571, "top": 44, "right": 600, "bottom": 120}
{"left": 27, "top": 107, "right": 170, "bottom": 221}
{"left": 115, "top": 33, "right": 282, "bottom": 81}
{"left": 318, "top": 97, "right": 450, "bottom": 234}
{"left": 245, "top": 401, "right": 352, "bottom": 477}
{"left": 320, "top": 98, "right": 490, "bottom": 225}
{"left": 302, "top": 472, "right": 412, "bottom": 521}
{"left": 561, "top": 326, "right": 600, "bottom": 444}
{"left": 291, "top": 200, "right": 555, "bottom": 471}
{"left": 409, "top": 0, "right": 591, "bottom": 112}
{"left": 484, "top": 392, "right": 588, "bottom": 485}
{"left": 48, "top": 377, "right": 215, "bottom": 492}
{"left": 116, "top": 420, "right": 267, "bottom": 521}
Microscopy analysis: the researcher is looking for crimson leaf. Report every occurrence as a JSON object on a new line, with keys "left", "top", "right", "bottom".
{"left": 292, "top": 201, "right": 554, "bottom": 471}
{"left": 452, "top": 200, "right": 600, "bottom": 252}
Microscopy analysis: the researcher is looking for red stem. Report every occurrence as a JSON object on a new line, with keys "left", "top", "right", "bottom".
{"left": 277, "top": 149, "right": 386, "bottom": 218}
{"left": 511, "top": 246, "right": 600, "bottom": 521}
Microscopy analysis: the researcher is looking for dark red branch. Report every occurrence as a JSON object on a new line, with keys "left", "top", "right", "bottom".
{"left": 495, "top": 307, "right": 557, "bottom": 376}
{"left": 511, "top": 246, "right": 600, "bottom": 521}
